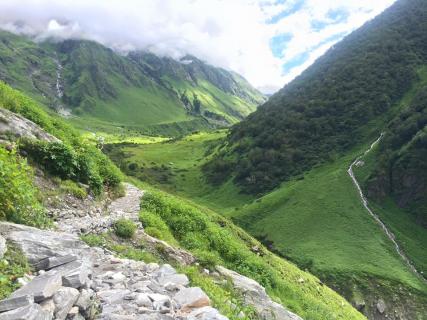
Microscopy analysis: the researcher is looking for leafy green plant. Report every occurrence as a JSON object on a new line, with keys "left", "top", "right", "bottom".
{"left": 0, "top": 147, "right": 50, "bottom": 227}
{"left": 139, "top": 211, "right": 177, "bottom": 245}
{"left": 193, "top": 249, "right": 221, "bottom": 269}
{"left": 80, "top": 234, "right": 105, "bottom": 247}
{"left": 0, "top": 243, "right": 30, "bottom": 300}
{"left": 114, "top": 218, "right": 137, "bottom": 238}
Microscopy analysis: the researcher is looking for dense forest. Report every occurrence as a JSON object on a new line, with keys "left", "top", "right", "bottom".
{"left": 366, "top": 82, "right": 427, "bottom": 224}
{"left": 205, "top": 0, "right": 427, "bottom": 194}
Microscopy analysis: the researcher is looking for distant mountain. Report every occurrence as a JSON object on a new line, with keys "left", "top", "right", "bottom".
{"left": 0, "top": 30, "right": 265, "bottom": 134}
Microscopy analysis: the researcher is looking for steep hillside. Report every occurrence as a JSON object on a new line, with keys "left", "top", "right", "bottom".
{"left": 205, "top": 0, "right": 427, "bottom": 194}
{"left": 0, "top": 31, "right": 265, "bottom": 135}
{"left": 362, "top": 67, "right": 427, "bottom": 225}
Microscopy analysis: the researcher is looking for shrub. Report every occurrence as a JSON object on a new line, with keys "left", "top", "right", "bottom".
{"left": 114, "top": 218, "right": 137, "bottom": 238}
{"left": 139, "top": 210, "right": 176, "bottom": 245}
{"left": 19, "top": 140, "right": 78, "bottom": 179}
{"left": 19, "top": 139, "right": 122, "bottom": 196}
{"left": 59, "top": 180, "right": 87, "bottom": 199}
{"left": 193, "top": 249, "right": 221, "bottom": 269}
{"left": 80, "top": 234, "right": 105, "bottom": 247}
{"left": 0, "top": 147, "right": 50, "bottom": 227}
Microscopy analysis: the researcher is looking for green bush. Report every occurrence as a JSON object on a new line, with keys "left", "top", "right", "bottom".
{"left": 114, "top": 218, "right": 137, "bottom": 238}
{"left": 139, "top": 211, "right": 177, "bottom": 245}
{"left": 0, "top": 243, "right": 30, "bottom": 300}
{"left": 0, "top": 147, "right": 50, "bottom": 227}
{"left": 193, "top": 249, "right": 221, "bottom": 269}
{"left": 19, "top": 139, "right": 122, "bottom": 196}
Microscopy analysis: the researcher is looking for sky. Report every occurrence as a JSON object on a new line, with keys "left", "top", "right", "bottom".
{"left": 0, "top": 0, "right": 395, "bottom": 94}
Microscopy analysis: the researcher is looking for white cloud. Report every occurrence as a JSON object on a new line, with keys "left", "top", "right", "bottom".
{"left": 0, "top": 0, "right": 395, "bottom": 94}
{"left": 272, "top": 0, "right": 395, "bottom": 87}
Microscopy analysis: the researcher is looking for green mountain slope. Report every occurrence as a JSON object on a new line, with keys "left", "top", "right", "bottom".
{"left": 205, "top": 0, "right": 427, "bottom": 194}
{"left": 0, "top": 31, "right": 265, "bottom": 135}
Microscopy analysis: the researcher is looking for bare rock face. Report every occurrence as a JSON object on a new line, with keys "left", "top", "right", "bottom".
{"left": 0, "top": 108, "right": 59, "bottom": 144}
{"left": 216, "top": 266, "right": 302, "bottom": 320}
{"left": 0, "top": 222, "right": 93, "bottom": 265}
{"left": 0, "top": 215, "right": 229, "bottom": 320}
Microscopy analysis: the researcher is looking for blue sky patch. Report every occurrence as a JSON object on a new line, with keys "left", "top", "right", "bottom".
{"left": 282, "top": 51, "right": 310, "bottom": 73}
{"left": 270, "top": 33, "right": 293, "bottom": 58}
{"left": 266, "top": 0, "right": 305, "bottom": 24}
{"left": 311, "top": 8, "right": 350, "bottom": 31}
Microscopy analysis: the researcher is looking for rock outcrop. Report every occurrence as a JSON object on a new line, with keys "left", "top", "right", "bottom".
{"left": 0, "top": 108, "right": 59, "bottom": 144}
{"left": 216, "top": 266, "right": 303, "bottom": 320}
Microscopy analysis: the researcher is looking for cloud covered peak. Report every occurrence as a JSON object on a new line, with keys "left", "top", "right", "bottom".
{"left": 0, "top": 0, "right": 395, "bottom": 94}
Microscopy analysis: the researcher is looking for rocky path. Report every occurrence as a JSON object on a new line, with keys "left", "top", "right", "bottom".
{"left": 0, "top": 184, "right": 228, "bottom": 320}
{"left": 348, "top": 134, "right": 425, "bottom": 281}
{"left": 56, "top": 183, "right": 143, "bottom": 234}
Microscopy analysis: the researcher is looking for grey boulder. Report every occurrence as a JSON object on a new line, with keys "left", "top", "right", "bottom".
{"left": 54, "top": 260, "right": 92, "bottom": 288}
{"left": 188, "top": 306, "right": 229, "bottom": 320}
{"left": 216, "top": 266, "right": 302, "bottom": 320}
{"left": 53, "top": 287, "right": 79, "bottom": 320}
{"left": 174, "top": 287, "right": 210, "bottom": 310}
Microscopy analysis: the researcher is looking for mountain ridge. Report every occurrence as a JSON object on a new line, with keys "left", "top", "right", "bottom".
{"left": 0, "top": 30, "right": 265, "bottom": 135}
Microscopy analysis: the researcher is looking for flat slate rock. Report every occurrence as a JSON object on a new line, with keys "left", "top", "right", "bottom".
{"left": 11, "top": 271, "right": 62, "bottom": 302}
{"left": 0, "top": 304, "right": 51, "bottom": 320}
{"left": 34, "top": 255, "right": 77, "bottom": 271}
{"left": 4, "top": 225, "right": 88, "bottom": 265}
{"left": 0, "top": 296, "right": 34, "bottom": 313}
